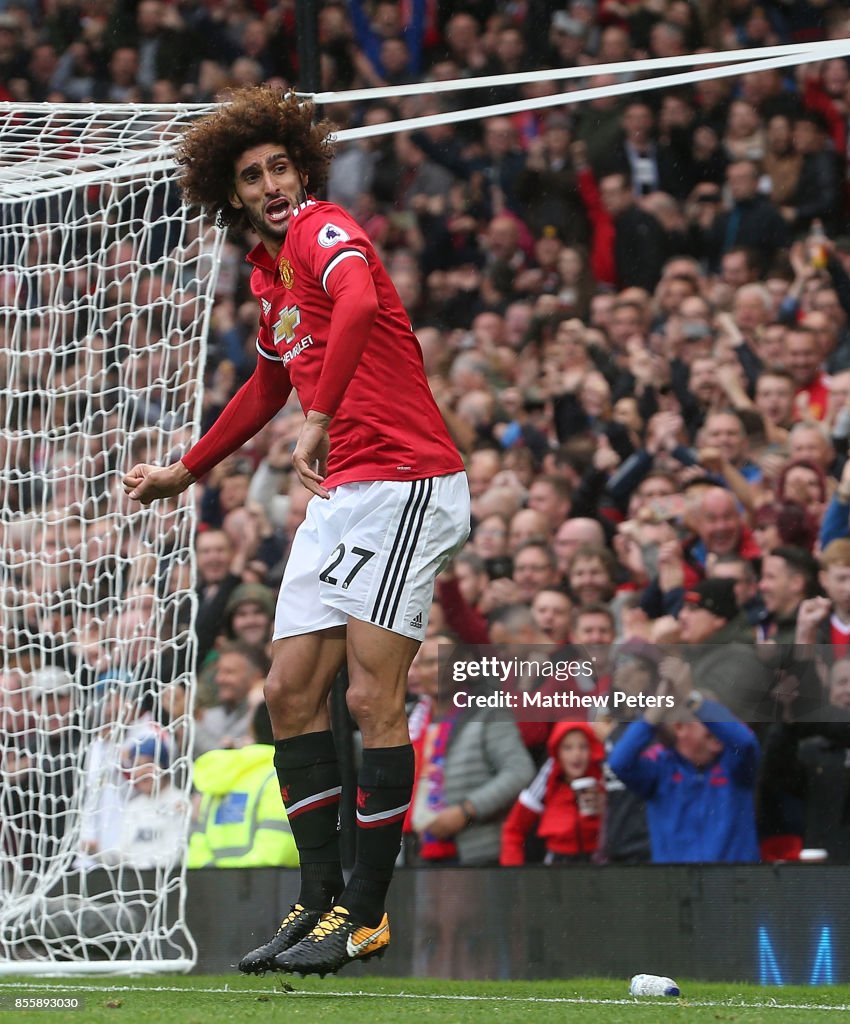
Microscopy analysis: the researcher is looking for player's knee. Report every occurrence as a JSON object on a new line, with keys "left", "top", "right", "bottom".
{"left": 345, "top": 680, "right": 379, "bottom": 726}
{"left": 264, "top": 673, "right": 312, "bottom": 726}
{"left": 345, "top": 678, "right": 406, "bottom": 734}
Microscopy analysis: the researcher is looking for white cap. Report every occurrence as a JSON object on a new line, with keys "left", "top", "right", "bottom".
{"left": 29, "top": 667, "right": 74, "bottom": 697}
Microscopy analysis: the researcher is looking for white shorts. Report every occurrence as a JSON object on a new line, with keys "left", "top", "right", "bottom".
{"left": 273, "top": 472, "right": 470, "bottom": 641}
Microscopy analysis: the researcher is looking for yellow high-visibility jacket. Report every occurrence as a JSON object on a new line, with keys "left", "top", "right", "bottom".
{"left": 189, "top": 744, "right": 298, "bottom": 868}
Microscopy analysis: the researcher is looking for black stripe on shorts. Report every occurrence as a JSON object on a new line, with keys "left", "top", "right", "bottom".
{"left": 371, "top": 480, "right": 432, "bottom": 629}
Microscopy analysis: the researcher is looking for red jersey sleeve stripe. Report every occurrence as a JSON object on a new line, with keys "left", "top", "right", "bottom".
{"left": 321, "top": 247, "right": 368, "bottom": 293}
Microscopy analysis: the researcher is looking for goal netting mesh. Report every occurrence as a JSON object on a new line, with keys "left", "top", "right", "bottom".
{"left": 0, "top": 102, "right": 223, "bottom": 974}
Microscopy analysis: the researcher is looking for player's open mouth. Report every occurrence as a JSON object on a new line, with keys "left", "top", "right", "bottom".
{"left": 265, "top": 197, "right": 291, "bottom": 223}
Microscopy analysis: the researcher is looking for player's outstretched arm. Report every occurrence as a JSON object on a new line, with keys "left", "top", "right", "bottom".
{"left": 180, "top": 357, "right": 293, "bottom": 482}
{"left": 123, "top": 461, "right": 196, "bottom": 505}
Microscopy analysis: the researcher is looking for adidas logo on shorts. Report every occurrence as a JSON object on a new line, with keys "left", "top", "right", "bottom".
{"left": 409, "top": 611, "right": 423, "bottom": 630}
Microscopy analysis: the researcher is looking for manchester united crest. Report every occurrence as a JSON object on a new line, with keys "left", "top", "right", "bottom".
{"left": 279, "top": 257, "right": 294, "bottom": 288}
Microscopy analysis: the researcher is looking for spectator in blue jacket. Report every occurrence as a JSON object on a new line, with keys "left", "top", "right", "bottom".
{"left": 608, "top": 655, "right": 760, "bottom": 863}
{"left": 348, "top": 0, "right": 426, "bottom": 81}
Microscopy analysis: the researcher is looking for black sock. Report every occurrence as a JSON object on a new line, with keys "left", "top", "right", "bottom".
{"left": 274, "top": 731, "right": 344, "bottom": 911}
{"left": 341, "top": 744, "right": 414, "bottom": 926}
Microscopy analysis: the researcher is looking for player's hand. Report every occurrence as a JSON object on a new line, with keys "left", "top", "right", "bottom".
{"left": 292, "top": 412, "right": 331, "bottom": 499}
{"left": 122, "top": 462, "right": 195, "bottom": 505}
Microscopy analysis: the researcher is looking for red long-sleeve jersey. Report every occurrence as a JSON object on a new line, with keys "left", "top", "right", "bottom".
{"left": 183, "top": 200, "right": 463, "bottom": 487}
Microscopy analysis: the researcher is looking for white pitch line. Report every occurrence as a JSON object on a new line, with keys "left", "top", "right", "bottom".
{"left": 0, "top": 981, "right": 848, "bottom": 1011}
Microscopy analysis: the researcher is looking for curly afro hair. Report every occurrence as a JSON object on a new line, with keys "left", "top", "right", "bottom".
{"left": 176, "top": 87, "right": 335, "bottom": 229}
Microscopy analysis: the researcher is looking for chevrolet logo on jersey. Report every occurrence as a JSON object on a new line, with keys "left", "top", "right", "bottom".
{"left": 282, "top": 335, "right": 313, "bottom": 366}
{"left": 273, "top": 305, "right": 300, "bottom": 346}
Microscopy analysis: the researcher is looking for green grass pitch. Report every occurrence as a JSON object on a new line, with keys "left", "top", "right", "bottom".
{"left": 2, "top": 975, "right": 850, "bottom": 1023}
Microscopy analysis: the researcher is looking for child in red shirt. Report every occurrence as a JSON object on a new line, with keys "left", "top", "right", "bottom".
{"left": 500, "top": 721, "right": 604, "bottom": 865}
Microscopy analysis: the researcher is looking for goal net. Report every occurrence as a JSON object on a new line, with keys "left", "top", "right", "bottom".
{"left": 0, "top": 103, "right": 223, "bottom": 974}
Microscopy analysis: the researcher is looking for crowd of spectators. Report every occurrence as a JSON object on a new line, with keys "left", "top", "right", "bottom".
{"left": 4, "top": 0, "right": 850, "bottom": 872}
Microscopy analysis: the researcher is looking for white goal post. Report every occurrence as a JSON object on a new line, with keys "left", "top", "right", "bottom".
{"left": 0, "top": 102, "right": 223, "bottom": 974}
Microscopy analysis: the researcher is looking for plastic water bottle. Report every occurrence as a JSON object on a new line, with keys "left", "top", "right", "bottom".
{"left": 629, "top": 974, "right": 681, "bottom": 997}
